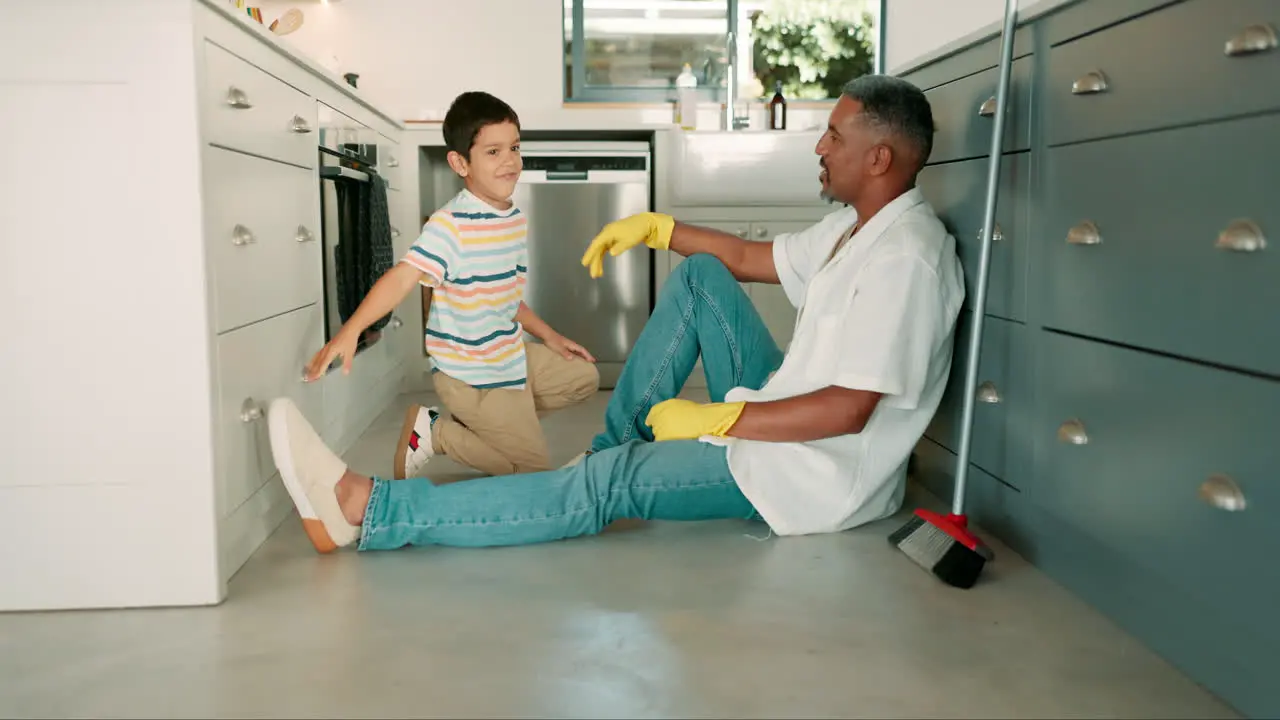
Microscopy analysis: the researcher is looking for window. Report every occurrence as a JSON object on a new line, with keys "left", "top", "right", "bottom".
{"left": 563, "top": 0, "right": 883, "bottom": 103}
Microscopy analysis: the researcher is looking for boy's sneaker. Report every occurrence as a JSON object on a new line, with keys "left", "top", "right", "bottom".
{"left": 395, "top": 404, "right": 440, "bottom": 480}
{"left": 560, "top": 450, "right": 593, "bottom": 469}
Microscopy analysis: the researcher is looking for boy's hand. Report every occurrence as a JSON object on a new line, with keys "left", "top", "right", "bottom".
{"left": 304, "top": 329, "right": 359, "bottom": 382}
{"left": 581, "top": 212, "right": 676, "bottom": 278}
{"left": 545, "top": 334, "right": 596, "bottom": 363}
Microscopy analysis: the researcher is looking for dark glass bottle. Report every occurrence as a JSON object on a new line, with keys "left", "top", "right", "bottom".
{"left": 768, "top": 80, "right": 787, "bottom": 130}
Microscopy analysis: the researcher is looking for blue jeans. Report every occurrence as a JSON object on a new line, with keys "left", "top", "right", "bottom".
{"left": 358, "top": 255, "right": 786, "bottom": 551}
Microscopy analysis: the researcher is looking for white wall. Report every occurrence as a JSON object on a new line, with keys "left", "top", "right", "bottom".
{"left": 255, "top": 0, "right": 834, "bottom": 131}
{"left": 886, "top": 0, "right": 1005, "bottom": 74}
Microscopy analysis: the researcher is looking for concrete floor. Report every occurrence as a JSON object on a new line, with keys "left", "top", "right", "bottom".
{"left": 0, "top": 390, "right": 1238, "bottom": 719}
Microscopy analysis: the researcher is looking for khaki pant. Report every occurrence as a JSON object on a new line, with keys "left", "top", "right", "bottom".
{"left": 430, "top": 343, "right": 600, "bottom": 476}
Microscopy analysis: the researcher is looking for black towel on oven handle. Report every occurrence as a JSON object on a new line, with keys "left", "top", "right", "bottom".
{"left": 333, "top": 171, "right": 395, "bottom": 333}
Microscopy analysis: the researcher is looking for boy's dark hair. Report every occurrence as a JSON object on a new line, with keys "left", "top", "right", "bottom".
{"left": 442, "top": 91, "right": 521, "bottom": 160}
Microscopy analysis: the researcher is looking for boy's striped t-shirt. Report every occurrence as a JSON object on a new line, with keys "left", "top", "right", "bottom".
{"left": 399, "top": 189, "right": 529, "bottom": 390}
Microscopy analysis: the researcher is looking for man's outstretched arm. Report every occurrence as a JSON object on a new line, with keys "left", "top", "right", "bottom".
{"left": 667, "top": 223, "right": 780, "bottom": 284}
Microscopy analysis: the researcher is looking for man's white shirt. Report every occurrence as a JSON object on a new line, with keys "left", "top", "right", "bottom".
{"left": 702, "top": 187, "right": 966, "bottom": 536}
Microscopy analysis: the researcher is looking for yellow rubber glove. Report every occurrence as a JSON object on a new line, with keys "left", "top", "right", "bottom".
{"left": 581, "top": 212, "right": 676, "bottom": 279}
{"left": 645, "top": 398, "right": 747, "bottom": 442}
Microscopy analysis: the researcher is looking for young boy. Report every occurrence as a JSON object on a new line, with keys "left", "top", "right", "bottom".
{"left": 303, "top": 91, "right": 599, "bottom": 479}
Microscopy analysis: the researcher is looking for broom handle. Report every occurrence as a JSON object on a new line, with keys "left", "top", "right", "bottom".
{"left": 953, "top": 0, "right": 1020, "bottom": 516}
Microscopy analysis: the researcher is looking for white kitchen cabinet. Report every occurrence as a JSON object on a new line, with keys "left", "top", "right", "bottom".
{"left": 0, "top": 0, "right": 408, "bottom": 611}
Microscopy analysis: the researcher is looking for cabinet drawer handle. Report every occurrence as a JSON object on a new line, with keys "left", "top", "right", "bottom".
{"left": 225, "top": 87, "right": 252, "bottom": 109}
{"left": 1215, "top": 219, "right": 1266, "bottom": 252}
{"left": 735, "top": 227, "right": 749, "bottom": 239}
{"left": 976, "top": 381, "right": 1002, "bottom": 404}
{"left": 978, "top": 96, "right": 997, "bottom": 117}
{"left": 1071, "top": 70, "right": 1109, "bottom": 95}
{"left": 295, "top": 225, "right": 315, "bottom": 243}
{"left": 240, "top": 398, "right": 263, "bottom": 423}
{"left": 289, "top": 115, "right": 312, "bottom": 134}
{"left": 1066, "top": 220, "right": 1101, "bottom": 246}
{"left": 1057, "top": 419, "right": 1088, "bottom": 445}
{"left": 386, "top": 156, "right": 400, "bottom": 168}
{"left": 979, "top": 223, "right": 1005, "bottom": 242}
{"left": 231, "top": 224, "right": 256, "bottom": 246}
{"left": 391, "top": 227, "right": 402, "bottom": 239}
{"left": 389, "top": 314, "right": 404, "bottom": 330}
{"left": 1225, "top": 23, "right": 1278, "bottom": 57}
{"left": 1199, "top": 474, "right": 1247, "bottom": 511}
{"left": 755, "top": 226, "right": 769, "bottom": 238}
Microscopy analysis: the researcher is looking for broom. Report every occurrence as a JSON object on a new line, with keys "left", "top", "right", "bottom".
{"left": 889, "top": 0, "right": 1020, "bottom": 589}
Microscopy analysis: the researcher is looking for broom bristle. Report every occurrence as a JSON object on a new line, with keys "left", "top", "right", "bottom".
{"left": 889, "top": 510, "right": 993, "bottom": 589}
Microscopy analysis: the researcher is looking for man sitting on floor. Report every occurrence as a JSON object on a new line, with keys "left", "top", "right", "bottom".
{"left": 265, "top": 74, "right": 965, "bottom": 553}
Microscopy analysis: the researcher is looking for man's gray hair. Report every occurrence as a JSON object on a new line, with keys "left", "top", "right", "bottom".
{"left": 841, "top": 75, "right": 935, "bottom": 169}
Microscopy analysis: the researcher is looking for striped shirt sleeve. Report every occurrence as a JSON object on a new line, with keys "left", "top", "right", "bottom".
{"left": 401, "top": 212, "right": 462, "bottom": 287}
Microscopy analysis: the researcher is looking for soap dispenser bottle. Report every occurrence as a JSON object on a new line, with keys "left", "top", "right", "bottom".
{"left": 675, "top": 64, "right": 698, "bottom": 130}
{"left": 768, "top": 80, "right": 787, "bottom": 130}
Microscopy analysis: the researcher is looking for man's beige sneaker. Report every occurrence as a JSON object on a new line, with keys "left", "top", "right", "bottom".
{"left": 267, "top": 397, "right": 360, "bottom": 553}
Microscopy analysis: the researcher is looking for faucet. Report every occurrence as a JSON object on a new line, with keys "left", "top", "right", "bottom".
{"left": 723, "top": 30, "right": 749, "bottom": 131}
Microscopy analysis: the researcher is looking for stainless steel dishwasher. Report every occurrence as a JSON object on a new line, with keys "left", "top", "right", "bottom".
{"left": 512, "top": 141, "right": 652, "bottom": 388}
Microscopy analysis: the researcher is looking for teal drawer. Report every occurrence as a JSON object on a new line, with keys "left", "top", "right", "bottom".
{"left": 911, "top": 437, "right": 1023, "bottom": 548}
{"left": 1039, "top": 113, "right": 1280, "bottom": 377}
{"left": 925, "top": 313, "right": 1030, "bottom": 486}
{"left": 1046, "top": 0, "right": 1280, "bottom": 146}
{"left": 925, "top": 55, "right": 1032, "bottom": 163}
{"left": 1034, "top": 329, "right": 1280, "bottom": 628}
{"left": 917, "top": 152, "right": 1029, "bottom": 322}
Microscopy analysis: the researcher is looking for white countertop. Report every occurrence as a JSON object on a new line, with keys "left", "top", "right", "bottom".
{"left": 198, "top": 0, "right": 403, "bottom": 129}
{"left": 889, "top": 0, "right": 1081, "bottom": 76}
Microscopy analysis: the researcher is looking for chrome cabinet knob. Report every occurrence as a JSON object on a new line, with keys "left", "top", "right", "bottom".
{"left": 389, "top": 315, "right": 404, "bottom": 330}
{"left": 1198, "top": 474, "right": 1247, "bottom": 511}
{"left": 1215, "top": 219, "right": 1266, "bottom": 252}
{"left": 1067, "top": 220, "right": 1101, "bottom": 246}
{"left": 225, "top": 87, "right": 251, "bottom": 109}
{"left": 386, "top": 156, "right": 400, "bottom": 168}
{"left": 735, "top": 227, "right": 749, "bottom": 239}
{"left": 976, "top": 381, "right": 1002, "bottom": 404}
{"left": 755, "top": 226, "right": 769, "bottom": 239}
{"left": 391, "top": 227, "right": 402, "bottom": 239}
{"left": 295, "top": 225, "right": 315, "bottom": 243}
{"left": 1071, "top": 70, "right": 1109, "bottom": 95}
{"left": 240, "top": 398, "right": 263, "bottom": 423}
{"left": 1225, "top": 23, "right": 1278, "bottom": 57}
{"left": 1057, "top": 419, "right": 1088, "bottom": 445}
{"left": 289, "top": 115, "right": 312, "bottom": 134}
{"left": 978, "top": 96, "right": 997, "bottom": 117}
{"left": 231, "top": 224, "right": 256, "bottom": 246}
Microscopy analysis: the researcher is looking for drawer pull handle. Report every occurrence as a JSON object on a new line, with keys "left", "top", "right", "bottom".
{"left": 1215, "top": 219, "right": 1266, "bottom": 252}
{"left": 231, "top": 224, "right": 256, "bottom": 246}
{"left": 386, "top": 156, "right": 400, "bottom": 168}
{"left": 979, "top": 223, "right": 1005, "bottom": 242}
{"left": 1199, "top": 474, "right": 1247, "bottom": 512}
{"left": 1071, "top": 70, "right": 1109, "bottom": 95}
{"left": 1066, "top": 220, "right": 1101, "bottom": 246}
{"left": 225, "top": 87, "right": 252, "bottom": 109}
{"left": 1225, "top": 23, "right": 1278, "bottom": 57}
{"left": 755, "top": 226, "right": 769, "bottom": 238}
{"left": 976, "top": 381, "right": 1002, "bottom": 404}
{"left": 978, "top": 96, "right": 997, "bottom": 117}
{"left": 289, "top": 115, "right": 312, "bottom": 134}
{"left": 389, "top": 315, "right": 404, "bottom": 330}
{"left": 735, "top": 227, "right": 749, "bottom": 239}
{"left": 240, "top": 398, "right": 263, "bottom": 423}
{"left": 295, "top": 225, "right": 315, "bottom": 243}
{"left": 1057, "top": 419, "right": 1088, "bottom": 445}
{"left": 391, "top": 227, "right": 402, "bottom": 239}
